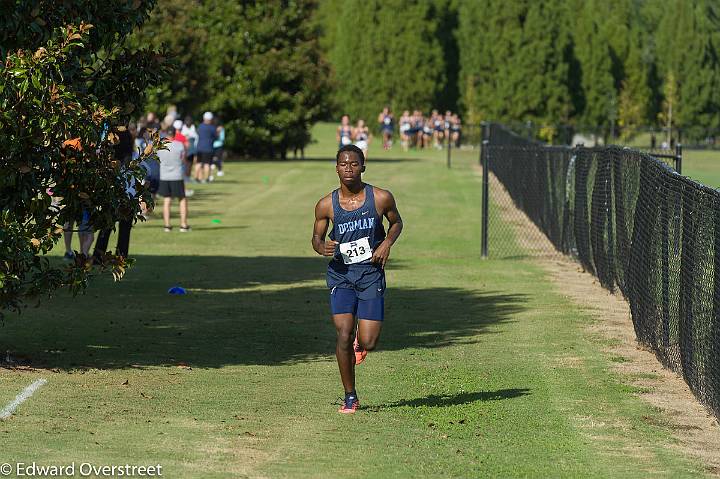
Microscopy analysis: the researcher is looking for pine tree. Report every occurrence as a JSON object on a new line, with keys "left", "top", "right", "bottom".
{"left": 573, "top": 0, "right": 615, "bottom": 133}
{"left": 455, "top": 0, "right": 488, "bottom": 122}
{"left": 457, "top": 0, "right": 526, "bottom": 123}
{"left": 458, "top": 0, "right": 574, "bottom": 131}
{"left": 653, "top": 0, "right": 720, "bottom": 142}
{"left": 331, "top": 0, "right": 378, "bottom": 121}
{"left": 618, "top": 28, "right": 652, "bottom": 139}
{"left": 514, "top": 0, "right": 574, "bottom": 126}
{"left": 675, "top": 0, "right": 720, "bottom": 140}
{"left": 331, "top": 0, "right": 446, "bottom": 122}
{"left": 434, "top": 0, "right": 460, "bottom": 113}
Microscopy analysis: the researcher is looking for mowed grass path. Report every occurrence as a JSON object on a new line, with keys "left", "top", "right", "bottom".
{"left": 0, "top": 124, "right": 709, "bottom": 477}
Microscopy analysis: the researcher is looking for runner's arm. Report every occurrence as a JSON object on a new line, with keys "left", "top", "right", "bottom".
{"left": 312, "top": 196, "right": 337, "bottom": 256}
{"left": 382, "top": 191, "right": 402, "bottom": 246}
{"left": 372, "top": 189, "right": 403, "bottom": 267}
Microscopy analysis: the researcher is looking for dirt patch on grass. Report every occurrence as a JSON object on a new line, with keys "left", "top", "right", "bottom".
{"left": 481, "top": 167, "right": 720, "bottom": 475}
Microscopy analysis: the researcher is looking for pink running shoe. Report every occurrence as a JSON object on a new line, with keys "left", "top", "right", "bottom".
{"left": 338, "top": 397, "right": 360, "bottom": 414}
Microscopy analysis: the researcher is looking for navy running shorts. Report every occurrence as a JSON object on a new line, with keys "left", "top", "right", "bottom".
{"left": 330, "top": 282, "right": 385, "bottom": 321}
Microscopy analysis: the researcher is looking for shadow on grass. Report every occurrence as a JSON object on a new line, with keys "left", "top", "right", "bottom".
{"left": 378, "top": 389, "right": 531, "bottom": 409}
{"left": 1, "top": 255, "right": 527, "bottom": 370}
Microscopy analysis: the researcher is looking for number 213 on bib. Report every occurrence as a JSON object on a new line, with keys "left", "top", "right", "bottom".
{"left": 340, "top": 237, "right": 372, "bottom": 265}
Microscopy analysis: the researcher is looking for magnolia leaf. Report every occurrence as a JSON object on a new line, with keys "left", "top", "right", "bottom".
{"left": 18, "top": 164, "right": 31, "bottom": 174}
{"left": 30, "top": 238, "right": 41, "bottom": 248}
{"left": 143, "top": 143, "right": 153, "bottom": 156}
{"left": 107, "top": 132, "right": 119, "bottom": 144}
{"left": 78, "top": 192, "right": 90, "bottom": 200}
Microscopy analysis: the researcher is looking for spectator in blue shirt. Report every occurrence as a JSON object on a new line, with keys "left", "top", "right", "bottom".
{"left": 194, "top": 111, "right": 217, "bottom": 183}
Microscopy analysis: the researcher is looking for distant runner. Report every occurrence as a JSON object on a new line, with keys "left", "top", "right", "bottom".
{"left": 353, "top": 119, "right": 370, "bottom": 161}
{"left": 312, "top": 145, "right": 403, "bottom": 414}
{"left": 336, "top": 115, "right": 353, "bottom": 149}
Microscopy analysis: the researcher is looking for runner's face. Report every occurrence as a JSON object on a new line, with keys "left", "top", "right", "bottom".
{"left": 336, "top": 152, "right": 364, "bottom": 185}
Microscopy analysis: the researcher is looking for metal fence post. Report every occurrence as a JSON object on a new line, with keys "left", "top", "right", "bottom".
{"left": 481, "top": 137, "right": 490, "bottom": 258}
{"left": 479, "top": 122, "right": 487, "bottom": 165}
{"left": 675, "top": 143, "right": 683, "bottom": 175}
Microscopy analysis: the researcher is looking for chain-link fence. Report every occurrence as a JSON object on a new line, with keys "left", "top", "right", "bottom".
{"left": 481, "top": 123, "right": 720, "bottom": 419}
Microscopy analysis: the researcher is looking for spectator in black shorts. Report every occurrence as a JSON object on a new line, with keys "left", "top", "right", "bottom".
{"left": 194, "top": 111, "right": 217, "bottom": 183}
{"left": 158, "top": 127, "right": 191, "bottom": 232}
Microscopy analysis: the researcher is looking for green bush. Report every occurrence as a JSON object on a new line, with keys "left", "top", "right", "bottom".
{"left": 0, "top": 1, "right": 170, "bottom": 317}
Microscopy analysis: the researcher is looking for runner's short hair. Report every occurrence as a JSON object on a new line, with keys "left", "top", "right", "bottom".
{"left": 336, "top": 145, "right": 365, "bottom": 165}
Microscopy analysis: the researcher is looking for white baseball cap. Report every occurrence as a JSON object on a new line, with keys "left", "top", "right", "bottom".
{"left": 203, "top": 111, "right": 214, "bottom": 121}
{"left": 173, "top": 119, "right": 184, "bottom": 130}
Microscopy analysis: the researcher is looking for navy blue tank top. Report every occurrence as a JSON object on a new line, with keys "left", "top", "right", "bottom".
{"left": 339, "top": 126, "right": 352, "bottom": 147}
{"left": 327, "top": 184, "right": 386, "bottom": 290}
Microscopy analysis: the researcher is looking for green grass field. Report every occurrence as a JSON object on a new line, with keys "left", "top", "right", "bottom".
{"left": 605, "top": 131, "right": 720, "bottom": 187}
{"left": 680, "top": 149, "right": 720, "bottom": 188}
{"left": 0, "top": 123, "right": 714, "bottom": 477}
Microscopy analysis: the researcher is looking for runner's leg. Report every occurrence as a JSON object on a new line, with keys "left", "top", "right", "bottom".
{"left": 357, "top": 319, "right": 382, "bottom": 351}
{"left": 332, "top": 313, "right": 356, "bottom": 393}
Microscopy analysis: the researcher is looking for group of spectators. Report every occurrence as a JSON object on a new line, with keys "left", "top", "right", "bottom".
{"left": 337, "top": 107, "right": 463, "bottom": 158}
{"left": 62, "top": 109, "right": 226, "bottom": 261}
{"left": 138, "top": 110, "right": 225, "bottom": 233}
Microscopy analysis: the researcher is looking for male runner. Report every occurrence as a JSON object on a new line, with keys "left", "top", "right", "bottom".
{"left": 312, "top": 145, "right": 403, "bottom": 414}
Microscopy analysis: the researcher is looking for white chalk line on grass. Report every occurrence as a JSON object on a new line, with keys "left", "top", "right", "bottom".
{"left": 0, "top": 379, "right": 47, "bottom": 420}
